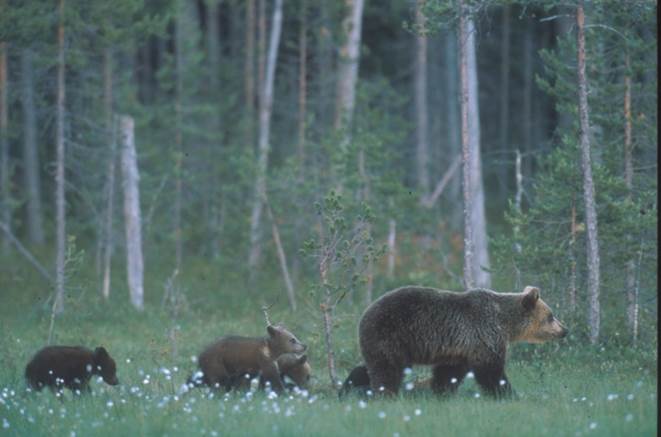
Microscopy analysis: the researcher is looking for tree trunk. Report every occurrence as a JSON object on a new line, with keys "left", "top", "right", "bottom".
{"left": 120, "top": 115, "right": 144, "bottom": 311}
{"left": 244, "top": 0, "right": 255, "bottom": 148}
{"left": 576, "top": 0, "right": 601, "bottom": 344}
{"left": 497, "top": 5, "right": 510, "bottom": 201}
{"left": 522, "top": 15, "right": 534, "bottom": 179}
{"left": 21, "top": 49, "right": 44, "bottom": 245}
{"left": 623, "top": 54, "right": 637, "bottom": 343}
{"left": 297, "top": 0, "right": 307, "bottom": 168}
{"left": 207, "top": 0, "right": 221, "bottom": 92}
{"left": 387, "top": 218, "right": 396, "bottom": 279}
{"left": 513, "top": 149, "right": 522, "bottom": 289}
{"left": 257, "top": 0, "right": 266, "bottom": 104}
{"left": 414, "top": 0, "right": 430, "bottom": 196}
{"left": 0, "top": 41, "right": 10, "bottom": 253}
{"left": 568, "top": 197, "right": 577, "bottom": 312}
{"left": 458, "top": 1, "right": 490, "bottom": 289}
{"left": 101, "top": 49, "right": 116, "bottom": 300}
{"left": 334, "top": 0, "right": 365, "bottom": 133}
{"left": 54, "top": 0, "right": 66, "bottom": 314}
{"left": 445, "top": 30, "right": 462, "bottom": 230}
{"left": 248, "top": 0, "right": 283, "bottom": 274}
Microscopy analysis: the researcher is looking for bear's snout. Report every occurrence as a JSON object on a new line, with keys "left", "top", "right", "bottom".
{"left": 106, "top": 376, "right": 119, "bottom": 385}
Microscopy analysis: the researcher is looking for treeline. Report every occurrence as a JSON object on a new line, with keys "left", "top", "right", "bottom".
{"left": 0, "top": 0, "right": 656, "bottom": 346}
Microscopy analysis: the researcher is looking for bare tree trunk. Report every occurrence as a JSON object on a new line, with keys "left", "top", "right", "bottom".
{"left": 445, "top": 30, "right": 462, "bottom": 230}
{"left": 120, "top": 115, "right": 144, "bottom": 311}
{"left": 319, "top": 259, "right": 337, "bottom": 387}
{"left": 414, "top": 0, "right": 430, "bottom": 196}
{"left": 623, "top": 54, "right": 637, "bottom": 344}
{"left": 498, "top": 5, "right": 510, "bottom": 201}
{"left": 248, "top": 0, "right": 283, "bottom": 274}
{"left": 54, "top": 0, "right": 66, "bottom": 314}
{"left": 568, "top": 197, "right": 577, "bottom": 312}
{"left": 0, "top": 222, "right": 51, "bottom": 282}
{"left": 458, "top": 1, "right": 490, "bottom": 289}
{"left": 263, "top": 195, "right": 296, "bottom": 311}
{"left": 386, "top": 218, "right": 396, "bottom": 279}
{"left": 257, "top": 0, "right": 266, "bottom": 104}
{"left": 576, "top": 0, "right": 601, "bottom": 344}
{"left": 513, "top": 149, "right": 522, "bottom": 289}
{"left": 421, "top": 154, "right": 461, "bottom": 208}
{"left": 101, "top": 49, "right": 116, "bottom": 300}
{"left": 0, "top": 41, "right": 9, "bottom": 253}
{"left": 207, "top": 0, "right": 221, "bottom": 92}
{"left": 334, "top": 0, "right": 365, "bottom": 133}
{"left": 244, "top": 0, "right": 255, "bottom": 148}
{"left": 522, "top": 15, "right": 534, "bottom": 179}
{"left": 297, "top": 0, "right": 307, "bottom": 168}
{"left": 21, "top": 49, "right": 44, "bottom": 245}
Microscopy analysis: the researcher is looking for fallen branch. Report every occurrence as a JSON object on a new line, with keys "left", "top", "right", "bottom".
{"left": 262, "top": 193, "right": 297, "bottom": 311}
{"left": 0, "top": 221, "right": 52, "bottom": 283}
{"left": 421, "top": 154, "right": 461, "bottom": 208}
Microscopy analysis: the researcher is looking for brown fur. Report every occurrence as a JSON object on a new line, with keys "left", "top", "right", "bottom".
{"left": 25, "top": 346, "right": 119, "bottom": 392}
{"left": 232, "top": 353, "right": 311, "bottom": 391}
{"left": 358, "top": 285, "right": 567, "bottom": 397}
{"left": 191, "top": 325, "right": 306, "bottom": 393}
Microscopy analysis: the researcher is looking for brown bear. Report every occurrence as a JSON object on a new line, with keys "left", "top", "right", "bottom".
{"left": 25, "top": 346, "right": 119, "bottom": 392}
{"left": 231, "top": 353, "right": 311, "bottom": 391}
{"left": 189, "top": 325, "right": 306, "bottom": 393}
{"left": 358, "top": 285, "right": 567, "bottom": 398}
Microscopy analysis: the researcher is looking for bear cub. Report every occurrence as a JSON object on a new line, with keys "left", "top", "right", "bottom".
{"left": 25, "top": 345, "right": 119, "bottom": 392}
{"left": 232, "top": 353, "right": 311, "bottom": 391}
{"left": 190, "top": 325, "right": 306, "bottom": 393}
{"left": 359, "top": 285, "right": 567, "bottom": 398}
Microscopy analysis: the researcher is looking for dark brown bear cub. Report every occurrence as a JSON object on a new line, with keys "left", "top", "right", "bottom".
{"left": 190, "top": 325, "right": 306, "bottom": 393}
{"left": 25, "top": 346, "right": 119, "bottom": 392}
{"left": 359, "top": 286, "right": 567, "bottom": 398}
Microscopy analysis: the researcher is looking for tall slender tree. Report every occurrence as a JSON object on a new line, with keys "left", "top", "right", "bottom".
{"left": 248, "top": 0, "right": 284, "bottom": 274}
{"left": 414, "top": 0, "right": 430, "bottom": 197}
{"left": 0, "top": 40, "right": 9, "bottom": 253}
{"left": 458, "top": 0, "right": 490, "bottom": 289}
{"left": 21, "top": 49, "right": 44, "bottom": 245}
{"left": 54, "top": 0, "right": 67, "bottom": 314}
{"left": 576, "top": 0, "right": 601, "bottom": 344}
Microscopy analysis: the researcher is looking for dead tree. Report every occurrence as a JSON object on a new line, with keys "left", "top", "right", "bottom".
{"left": 120, "top": 115, "right": 144, "bottom": 311}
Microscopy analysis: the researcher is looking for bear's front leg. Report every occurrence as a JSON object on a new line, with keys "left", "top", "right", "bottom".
{"left": 259, "top": 361, "right": 285, "bottom": 394}
{"left": 474, "top": 363, "right": 514, "bottom": 399}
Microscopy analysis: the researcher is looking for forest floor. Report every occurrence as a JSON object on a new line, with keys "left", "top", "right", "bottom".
{"left": 0, "top": 264, "right": 657, "bottom": 436}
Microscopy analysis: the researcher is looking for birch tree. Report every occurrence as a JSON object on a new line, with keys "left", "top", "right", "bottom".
{"left": 54, "top": 0, "right": 67, "bottom": 314}
{"left": 0, "top": 40, "right": 9, "bottom": 253}
{"left": 21, "top": 49, "right": 44, "bottom": 245}
{"left": 101, "top": 49, "right": 116, "bottom": 299}
{"left": 458, "top": 0, "right": 490, "bottom": 289}
{"left": 120, "top": 115, "right": 144, "bottom": 311}
{"left": 414, "top": 0, "right": 430, "bottom": 196}
{"left": 248, "top": 0, "right": 283, "bottom": 273}
{"left": 576, "top": 0, "right": 601, "bottom": 344}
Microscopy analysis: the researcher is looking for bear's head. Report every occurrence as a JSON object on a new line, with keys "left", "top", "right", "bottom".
{"left": 267, "top": 325, "right": 307, "bottom": 356}
{"left": 513, "top": 286, "right": 568, "bottom": 343}
{"left": 277, "top": 353, "right": 311, "bottom": 388}
{"left": 93, "top": 347, "right": 119, "bottom": 386}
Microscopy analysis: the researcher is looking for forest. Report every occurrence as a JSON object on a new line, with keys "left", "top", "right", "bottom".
{"left": 0, "top": 0, "right": 657, "bottom": 436}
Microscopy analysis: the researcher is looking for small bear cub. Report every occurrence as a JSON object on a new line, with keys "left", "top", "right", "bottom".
{"left": 189, "top": 325, "right": 306, "bottom": 393}
{"left": 25, "top": 345, "right": 119, "bottom": 392}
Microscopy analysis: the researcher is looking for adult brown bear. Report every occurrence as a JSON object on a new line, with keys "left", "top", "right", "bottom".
{"left": 358, "top": 286, "right": 567, "bottom": 397}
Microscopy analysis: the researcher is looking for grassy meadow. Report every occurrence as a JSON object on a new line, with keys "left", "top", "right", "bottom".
{"left": 0, "top": 261, "right": 657, "bottom": 437}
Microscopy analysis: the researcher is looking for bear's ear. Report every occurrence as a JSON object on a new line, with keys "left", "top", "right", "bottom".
{"left": 522, "top": 286, "right": 540, "bottom": 311}
{"left": 297, "top": 354, "right": 308, "bottom": 365}
{"left": 267, "top": 325, "right": 278, "bottom": 337}
{"left": 94, "top": 347, "right": 109, "bottom": 360}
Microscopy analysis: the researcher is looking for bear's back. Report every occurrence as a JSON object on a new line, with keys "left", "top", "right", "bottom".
{"left": 359, "top": 287, "right": 503, "bottom": 365}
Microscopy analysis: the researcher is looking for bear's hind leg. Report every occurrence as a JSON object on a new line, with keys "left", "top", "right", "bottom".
{"left": 368, "top": 364, "right": 403, "bottom": 396}
{"left": 430, "top": 362, "right": 468, "bottom": 395}
{"left": 474, "top": 364, "right": 514, "bottom": 399}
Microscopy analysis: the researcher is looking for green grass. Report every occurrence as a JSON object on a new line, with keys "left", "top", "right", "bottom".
{"left": 0, "top": 260, "right": 657, "bottom": 436}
